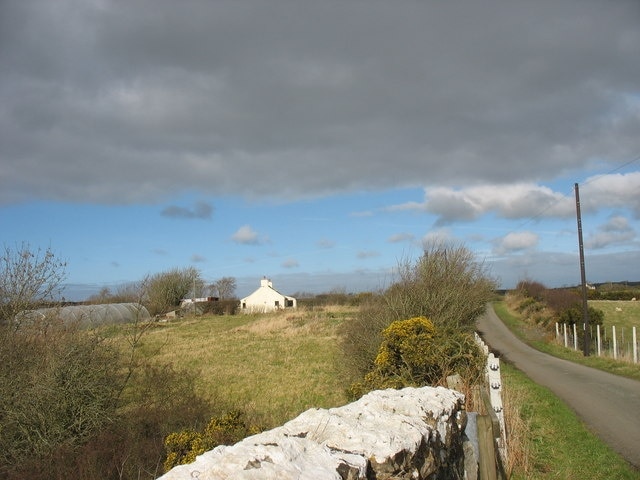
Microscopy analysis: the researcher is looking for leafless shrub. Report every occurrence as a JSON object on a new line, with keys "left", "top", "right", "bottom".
{"left": 0, "top": 243, "right": 67, "bottom": 326}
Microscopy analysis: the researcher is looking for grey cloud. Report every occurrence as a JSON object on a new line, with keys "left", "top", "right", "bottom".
{"left": 190, "top": 254, "right": 207, "bottom": 263}
{"left": 161, "top": 201, "right": 214, "bottom": 219}
{"left": 585, "top": 215, "right": 636, "bottom": 249}
{"left": 317, "top": 238, "right": 335, "bottom": 249}
{"left": 388, "top": 233, "right": 415, "bottom": 244}
{"left": 282, "top": 258, "right": 300, "bottom": 269}
{"left": 601, "top": 216, "right": 631, "bottom": 232}
{"left": 1, "top": 0, "right": 639, "bottom": 205}
{"left": 357, "top": 250, "right": 380, "bottom": 260}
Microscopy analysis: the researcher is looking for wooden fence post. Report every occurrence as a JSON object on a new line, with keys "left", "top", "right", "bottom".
{"left": 477, "top": 415, "right": 497, "bottom": 480}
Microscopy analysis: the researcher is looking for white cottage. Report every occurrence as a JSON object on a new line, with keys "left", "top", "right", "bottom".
{"left": 240, "top": 278, "right": 297, "bottom": 313}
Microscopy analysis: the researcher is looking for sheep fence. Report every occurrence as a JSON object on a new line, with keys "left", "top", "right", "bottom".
{"left": 555, "top": 322, "right": 639, "bottom": 363}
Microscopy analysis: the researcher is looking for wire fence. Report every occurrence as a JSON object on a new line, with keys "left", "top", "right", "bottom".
{"left": 555, "top": 323, "right": 639, "bottom": 363}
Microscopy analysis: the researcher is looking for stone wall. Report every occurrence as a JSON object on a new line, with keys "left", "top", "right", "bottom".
{"left": 158, "top": 386, "right": 475, "bottom": 480}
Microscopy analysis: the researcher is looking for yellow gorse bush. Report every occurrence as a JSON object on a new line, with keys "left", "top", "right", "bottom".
{"left": 375, "top": 316, "right": 436, "bottom": 370}
{"left": 350, "top": 315, "right": 484, "bottom": 400}
{"left": 163, "top": 410, "right": 254, "bottom": 472}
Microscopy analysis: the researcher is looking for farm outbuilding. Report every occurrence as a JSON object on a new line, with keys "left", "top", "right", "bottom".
{"left": 240, "top": 278, "right": 297, "bottom": 313}
{"left": 17, "top": 303, "right": 150, "bottom": 327}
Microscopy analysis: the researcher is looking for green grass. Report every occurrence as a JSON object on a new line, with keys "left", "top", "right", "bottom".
{"left": 111, "top": 306, "right": 352, "bottom": 429}
{"left": 502, "top": 362, "right": 640, "bottom": 479}
{"left": 591, "top": 300, "right": 640, "bottom": 330}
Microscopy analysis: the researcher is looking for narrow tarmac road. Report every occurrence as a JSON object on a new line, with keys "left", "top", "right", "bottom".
{"left": 477, "top": 304, "right": 640, "bottom": 469}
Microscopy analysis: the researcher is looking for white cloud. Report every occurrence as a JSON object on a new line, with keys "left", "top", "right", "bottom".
{"left": 494, "top": 231, "right": 539, "bottom": 255}
{"left": 421, "top": 228, "right": 453, "bottom": 247}
{"left": 231, "top": 225, "right": 263, "bottom": 245}
{"left": 581, "top": 172, "right": 640, "bottom": 218}
{"left": 388, "top": 172, "right": 640, "bottom": 225}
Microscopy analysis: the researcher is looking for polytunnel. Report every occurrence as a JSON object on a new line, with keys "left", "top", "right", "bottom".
{"left": 19, "top": 303, "right": 150, "bottom": 327}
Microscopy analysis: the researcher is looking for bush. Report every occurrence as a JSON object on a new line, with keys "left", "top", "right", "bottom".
{"left": 0, "top": 309, "right": 213, "bottom": 480}
{"left": 349, "top": 317, "right": 485, "bottom": 400}
{"left": 558, "top": 305, "right": 604, "bottom": 328}
{"left": 543, "top": 288, "right": 581, "bottom": 314}
{"left": 202, "top": 299, "right": 239, "bottom": 315}
{"left": 0, "top": 320, "right": 123, "bottom": 472}
{"left": 340, "top": 242, "right": 495, "bottom": 386}
{"left": 339, "top": 293, "right": 390, "bottom": 382}
{"left": 598, "top": 290, "right": 640, "bottom": 301}
{"left": 163, "top": 411, "right": 259, "bottom": 472}
{"left": 144, "top": 267, "right": 202, "bottom": 316}
{"left": 516, "top": 279, "right": 547, "bottom": 301}
{"left": 384, "top": 242, "right": 497, "bottom": 330}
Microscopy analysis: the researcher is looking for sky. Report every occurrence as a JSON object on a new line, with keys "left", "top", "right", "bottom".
{"left": 1, "top": 0, "right": 639, "bottom": 301}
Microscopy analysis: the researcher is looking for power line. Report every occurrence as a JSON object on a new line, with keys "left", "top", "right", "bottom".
{"left": 581, "top": 153, "right": 640, "bottom": 188}
{"left": 513, "top": 153, "right": 640, "bottom": 232}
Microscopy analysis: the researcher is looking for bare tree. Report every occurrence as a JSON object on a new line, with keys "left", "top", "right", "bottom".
{"left": 213, "top": 276, "right": 237, "bottom": 300}
{"left": 0, "top": 243, "right": 67, "bottom": 326}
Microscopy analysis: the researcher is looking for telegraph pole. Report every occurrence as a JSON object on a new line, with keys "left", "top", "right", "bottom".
{"left": 574, "top": 183, "right": 591, "bottom": 356}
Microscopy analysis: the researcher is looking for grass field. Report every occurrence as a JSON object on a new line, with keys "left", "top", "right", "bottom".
{"left": 589, "top": 300, "right": 639, "bottom": 363}
{"left": 591, "top": 300, "right": 640, "bottom": 330}
{"left": 116, "top": 306, "right": 353, "bottom": 429}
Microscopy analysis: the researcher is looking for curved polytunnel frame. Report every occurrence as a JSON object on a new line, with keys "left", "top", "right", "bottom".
{"left": 19, "top": 303, "right": 151, "bottom": 327}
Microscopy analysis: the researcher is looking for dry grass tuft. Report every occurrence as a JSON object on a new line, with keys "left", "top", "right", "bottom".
{"left": 502, "top": 381, "right": 532, "bottom": 477}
